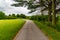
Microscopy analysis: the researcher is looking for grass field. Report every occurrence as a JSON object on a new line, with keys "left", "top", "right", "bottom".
{"left": 0, "top": 19, "right": 25, "bottom": 40}
{"left": 34, "top": 21, "right": 60, "bottom": 40}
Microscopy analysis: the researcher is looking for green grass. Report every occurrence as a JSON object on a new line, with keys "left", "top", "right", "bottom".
{"left": 0, "top": 19, "right": 25, "bottom": 40}
{"left": 34, "top": 21, "right": 60, "bottom": 40}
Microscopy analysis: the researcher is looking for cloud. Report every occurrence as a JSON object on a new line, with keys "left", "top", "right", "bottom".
{"left": 0, "top": 0, "right": 31, "bottom": 16}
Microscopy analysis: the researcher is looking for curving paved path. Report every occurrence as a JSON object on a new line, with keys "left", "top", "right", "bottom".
{"left": 13, "top": 20, "right": 49, "bottom": 40}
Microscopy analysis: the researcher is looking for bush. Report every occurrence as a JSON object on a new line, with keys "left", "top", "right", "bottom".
{"left": 30, "top": 15, "right": 48, "bottom": 21}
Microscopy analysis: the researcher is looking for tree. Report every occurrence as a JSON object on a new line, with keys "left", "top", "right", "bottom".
{"left": 16, "top": 14, "right": 20, "bottom": 18}
{"left": 20, "top": 14, "right": 26, "bottom": 18}
{"left": 41, "top": 0, "right": 60, "bottom": 22}
{"left": 16, "top": 14, "right": 26, "bottom": 18}
{"left": 9, "top": 14, "right": 11, "bottom": 16}
{"left": 40, "top": 0, "right": 60, "bottom": 25}
{"left": 12, "top": 14, "right": 16, "bottom": 17}
{"left": 52, "top": 0, "right": 56, "bottom": 26}
{"left": 0, "top": 11, "right": 5, "bottom": 19}
{"left": 12, "top": 0, "right": 60, "bottom": 25}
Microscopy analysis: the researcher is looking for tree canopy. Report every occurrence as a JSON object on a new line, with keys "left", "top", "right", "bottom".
{"left": 0, "top": 11, "right": 5, "bottom": 19}
{"left": 12, "top": 0, "right": 60, "bottom": 26}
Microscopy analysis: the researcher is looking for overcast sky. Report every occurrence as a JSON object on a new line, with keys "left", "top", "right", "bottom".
{"left": 0, "top": 0, "right": 32, "bottom": 16}
{"left": 0, "top": 0, "right": 60, "bottom": 16}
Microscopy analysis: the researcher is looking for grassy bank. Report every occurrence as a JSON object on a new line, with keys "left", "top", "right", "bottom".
{"left": 34, "top": 21, "right": 60, "bottom": 40}
{"left": 0, "top": 19, "right": 25, "bottom": 40}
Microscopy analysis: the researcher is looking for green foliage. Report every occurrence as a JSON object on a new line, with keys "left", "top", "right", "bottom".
{"left": 9, "top": 14, "right": 11, "bottom": 16}
{"left": 19, "top": 14, "right": 26, "bottom": 18}
{"left": 16, "top": 14, "right": 20, "bottom": 17}
{"left": 34, "top": 21, "right": 60, "bottom": 40}
{"left": 30, "top": 15, "right": 48, "bottom": 21}
{"left": 16, "top": 14, "right": 26, "bottom": 18}
{"left": 5, "top": 14, "right": 26, "bottom": 19}
{"left": 12, "top": 14, "right": 16, "bottom": 17}
{"left": 0, "top": 19, "right": 25, "bottom": 40}
{"left": 6, "top": 16, "right": 17, "bottom": 19}
{"left": 50, "top": 22, "right": 60, "bottom": 32}
{"left": 0, "top": 11, "right": 5, "bottom": 19}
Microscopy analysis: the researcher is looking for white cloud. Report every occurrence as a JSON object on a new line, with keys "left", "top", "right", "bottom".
{"left": 0, "top": 0, "right": 31, "bottom": 16}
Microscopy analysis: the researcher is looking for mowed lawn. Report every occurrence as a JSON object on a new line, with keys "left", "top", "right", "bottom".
{"left": 0, "top": 19, "right": 25, "bottom": 40}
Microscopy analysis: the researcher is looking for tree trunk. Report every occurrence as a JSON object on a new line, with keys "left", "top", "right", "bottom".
{"left": 48, "top": 3, "right": 52, "bottom": 23}
{"left": 52, "top": 0, "right": 56, "bottom": 26}
{"left": 48, "top": 10, "right": 51, "bottom": 22}
{"left": 41, "top": 11, "right": 44, "bottom": 16}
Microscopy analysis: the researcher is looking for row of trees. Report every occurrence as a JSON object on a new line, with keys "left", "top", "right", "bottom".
{"left": 12, "top": 0, "right": 60, "bottom": 26}
{"left": 0, "top": 11, "right": 26, "bottom": 19}
{"left": 7, "top": 14, "right": 26, "bottom": 19}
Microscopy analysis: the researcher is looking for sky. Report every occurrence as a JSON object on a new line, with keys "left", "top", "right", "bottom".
{"left": 0, "top": 0, "right": 60, "bottom": 16}
{"left": 0, "top": 0, "right": 31, "bottom": 16}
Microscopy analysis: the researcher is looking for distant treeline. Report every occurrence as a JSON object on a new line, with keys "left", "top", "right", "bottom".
{"left": 0, "top": 11, "right": 26, "bottom": 19}
{"left": 30, "top": 15, "right": 59, "bottom": 22}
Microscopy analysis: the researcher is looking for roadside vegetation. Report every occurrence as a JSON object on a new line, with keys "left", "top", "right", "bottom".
{"left": 0, "top": 0, "right": 60, "bottom": 40}
{"left": 0, "top": 19, "right": 25, "bottom": 40}
{"left": 0, "top": 11, "right": 26, "bottom": 19}
{"left": 29, "top": 15, "right": 60, "bottom": 40}
{"left": 34, "top": 21, "right": 60, "bottom": 40}
{"left": 0, "top": 11, "right": 26, "bottom": 40}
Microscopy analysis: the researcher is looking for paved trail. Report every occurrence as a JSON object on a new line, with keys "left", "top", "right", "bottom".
{"left": 13, "top": 20, "right": 49, "bottom": 40}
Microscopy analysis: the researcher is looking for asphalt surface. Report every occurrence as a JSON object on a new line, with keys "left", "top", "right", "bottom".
{"left": 13, "top": 20, "right": 49, "bottom": 40}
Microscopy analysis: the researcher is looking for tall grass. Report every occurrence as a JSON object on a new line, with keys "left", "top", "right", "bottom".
{"left": 0, "top": 19, "right": 25, "bottom": 40}
{"left": 34, "top": 21, "right": 60, "bottom": 40}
